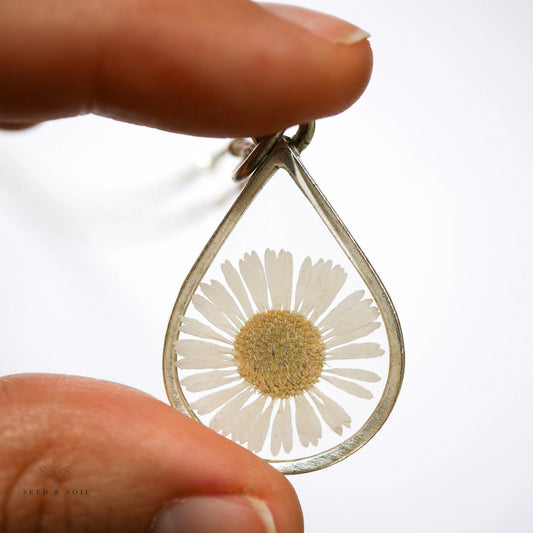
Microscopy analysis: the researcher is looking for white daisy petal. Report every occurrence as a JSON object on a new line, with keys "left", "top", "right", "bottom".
{"left": 317, "top": 290, "right": 365, "bottom": 332}
{"left": 200, "top": 280, "right": 246, "bottom": 328}
{"left": 270, "top": 400, "right": 283, "bottom": 456}
{"left": 322, "top": 375, "right": 373, "bottom": 399}
{"left": 178, "top": 317, "right": 233, "bottom": 344}
{"left": 278, "top": 251, "right": 294, "bottom": 309}
{"left": 309, "top": 386, "right": 351, "bottom": 435}
{"left": 264, "top": 249, "right": 293, "bottom": 310}
{"left": 321, "top": 300, "right": 377, "bottom": 337}
{"left": 239, "top": 251, "right": 269, "bottom": 312}
{"left": 232, "top": 395, "right": 268, "bottom": 444}
{"left": 221, "top": 260, "right": 254, "bottom": 318}
{"left": 264, "top": 249, "right": 281, "bottom": 309}
{"left": 248, "top": 401, "right": 275, "bottom": 453}
{"left": 325, "top": 322, "right": 381, "bottom": 349}
{"left": 181, "top": 370, "right": 239, "bottom": 392}
{"left": 294, "top": 256, "right": 312, "bottom": 312}
{"left": 174, "top": 339, "right": 231, "bottom": 358}
{"left": 322, "top": 301, "right": 380, "bottom": 340}
{"left": 294, "top": 394, "right": 322, "bottom": 447}
{"left": 177, "top": 355, "right": 234, "bottom": 369}
{"left": 299, "top": 259, "right": 327, "bottom": 316}
{"left": 303, "top": 261, "right": 348, "bottom": 322}
{"left": 271, "top": 399, "right": 293, "bottom": 455}
{"left": 323, "top": 368, "right": 381, "bottom": 382}
{"left": 210, "top": 387, "right": 255, "bottom": 435}
{"left": 326, "top": 342, "right": 385, "bottom": 360}
{"left": 191, "top": 382, "right": 247, "bottom": 415}
{"left": 308, "top": 265, "right": 347, "bottom": 322}
{"left": 192, "top": 294, "right": 237, "bottom": 336}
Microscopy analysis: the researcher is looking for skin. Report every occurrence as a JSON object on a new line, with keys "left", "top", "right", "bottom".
{"left": 0, "top": 0, "right": 372, "bottom": 531}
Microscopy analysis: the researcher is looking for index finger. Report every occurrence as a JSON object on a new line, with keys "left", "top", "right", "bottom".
{"left": 0, "top": 0, "right": 372, "bottom": 136}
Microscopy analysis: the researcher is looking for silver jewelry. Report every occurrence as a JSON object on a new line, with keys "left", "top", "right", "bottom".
{"left": 163, "top": 123, "right": 404, "bottom": 474}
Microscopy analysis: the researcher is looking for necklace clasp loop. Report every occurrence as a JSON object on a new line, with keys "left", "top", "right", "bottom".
{"left": 232, "top": 122, "right": 315, "bottom": 181}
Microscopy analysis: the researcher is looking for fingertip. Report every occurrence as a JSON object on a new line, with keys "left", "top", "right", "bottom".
{"left": 261, "top": 3, "right": 371, "bottom": 45}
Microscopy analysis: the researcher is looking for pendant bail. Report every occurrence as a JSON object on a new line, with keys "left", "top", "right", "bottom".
{"left": 232, "top": 122, "right": 315, "bottom": 182}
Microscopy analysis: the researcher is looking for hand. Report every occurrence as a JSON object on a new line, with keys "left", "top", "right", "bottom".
{"left": 0, "top": 0, "right": 372, "bottom": 531}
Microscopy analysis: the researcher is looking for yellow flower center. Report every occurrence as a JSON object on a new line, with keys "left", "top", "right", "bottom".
{"left": 233, "top": 309, "right": 325, "bottom": 398}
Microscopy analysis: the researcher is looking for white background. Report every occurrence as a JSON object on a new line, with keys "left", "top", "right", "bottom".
{"left": 1, "top": 0, "right": 532, "bottom": 531}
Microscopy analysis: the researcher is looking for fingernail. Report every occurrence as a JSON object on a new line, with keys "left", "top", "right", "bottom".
{"left": 150, "top": 495, "right": 276, "bottom": 533}
{"left": 261, "top": 3, "right": 370, "bottom": 45}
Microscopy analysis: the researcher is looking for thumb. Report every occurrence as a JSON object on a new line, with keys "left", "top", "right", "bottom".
{"left": 0, "top": 374, "right": 303, "bottom": 533}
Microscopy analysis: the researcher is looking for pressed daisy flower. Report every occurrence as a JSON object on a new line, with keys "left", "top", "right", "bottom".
{"left": 175, "top": 249, "right": 384, "bottom": 456}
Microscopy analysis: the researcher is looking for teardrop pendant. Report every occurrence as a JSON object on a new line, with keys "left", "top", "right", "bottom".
{"left": 163, "top": 124, "right": 404, "bottom": 474}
